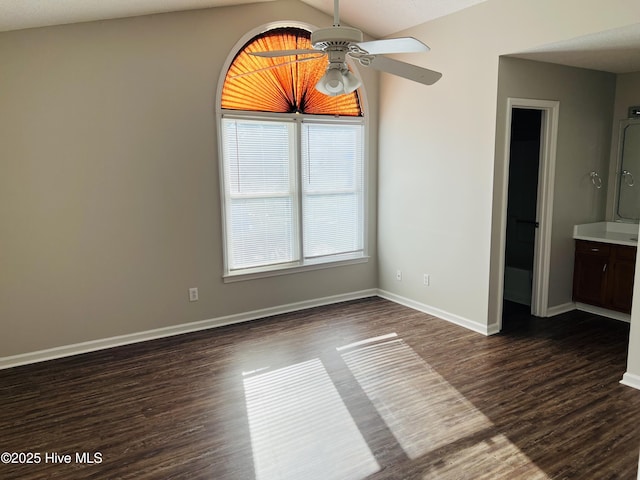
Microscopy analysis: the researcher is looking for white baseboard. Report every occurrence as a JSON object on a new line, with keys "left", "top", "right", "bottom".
{"left": 535, "top": 301, "right": 631, "bottom": 323}
{"left": 575, "top": 303, "right": 631, "bottom": 323}
{"left": 0, "top": 288, "right": 526, "bottom": 370}
{"left": 620, "top": 372, "right": 640, "bottom": 391}
{"left": 0, "top": 289, "right": 378, "bottom": 370}
{"left": 545, "top": 302, "right": 575, "bottom": 317}
{"left": 377, "top": 289, "right": 496, "bottom": 336}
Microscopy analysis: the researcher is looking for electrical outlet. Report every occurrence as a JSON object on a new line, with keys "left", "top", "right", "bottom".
{"left": 189, "top": 287, "right": 199, "bottom": 302}
{"left": 423, "top": 274, "right": 430, "bottom": 286}
{"left": 396, "top": 269, "right": 402, "bottom": 281}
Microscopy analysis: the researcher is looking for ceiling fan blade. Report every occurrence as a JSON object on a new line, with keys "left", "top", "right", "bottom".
{"left": 356, "top": 37, "right": 429, "bottom": 55}
{"left": 251, "top": 49, "right": 321, "bottom": 58}
{"left": 367, "top": 55, "right": 442, "bottom": 85}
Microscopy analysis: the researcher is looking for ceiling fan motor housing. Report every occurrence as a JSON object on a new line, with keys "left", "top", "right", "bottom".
{"left": 311, "top": 26, "right": 363, "bottom": 50}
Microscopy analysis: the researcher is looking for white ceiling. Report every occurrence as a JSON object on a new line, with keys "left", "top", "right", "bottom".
{"left": 298, "top": 0, "right": 487, "bottom": 37}
{"left": 0, "top": 0, "right": 487, "bottom": 37}
{"left": 1, "top": 0, "right": 639, "bottom": 74}
{"left": 511, "top": 23, "right": 640, "bottom": 74}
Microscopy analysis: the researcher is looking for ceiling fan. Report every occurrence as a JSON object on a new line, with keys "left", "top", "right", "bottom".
{"left": 250, "top": 0, "right": 442, "bottom": 96}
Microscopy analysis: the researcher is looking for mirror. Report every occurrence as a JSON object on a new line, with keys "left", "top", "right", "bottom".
{"left": 616, "top": 119, "right": 640, "bottom": 222}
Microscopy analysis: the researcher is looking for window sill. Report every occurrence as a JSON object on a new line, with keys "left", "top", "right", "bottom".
{"left": 223, "top": 256, "right": 370, "bottom": 283}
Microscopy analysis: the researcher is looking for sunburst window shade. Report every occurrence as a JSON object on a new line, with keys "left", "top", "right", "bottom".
{"left": 221, "top": 27, "right": 362, "bottom": 116}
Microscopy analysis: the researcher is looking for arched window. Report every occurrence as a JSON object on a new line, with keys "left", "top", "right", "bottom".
{"left": 218, "top": 25, "right": 367, "bottom": 279}
{"left": 221, "top": 27, "right": 362, "bottom": 116}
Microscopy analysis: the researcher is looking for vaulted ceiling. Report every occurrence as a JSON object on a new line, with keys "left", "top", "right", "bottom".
{"left": 511, "top": 23, "right": 640, "bottom": 74}
{"left": 1, "top": 0, "right": 639, "bottom": 74}
{"left": 0, "top": 0, "right": 487, "bottom": 37}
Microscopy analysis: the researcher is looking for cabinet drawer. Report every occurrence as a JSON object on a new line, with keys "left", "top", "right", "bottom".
{"left": 575, "top": 240, "right": 610, "bottom": 256}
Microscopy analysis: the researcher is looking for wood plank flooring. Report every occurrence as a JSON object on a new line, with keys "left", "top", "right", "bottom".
{"left": 1, "top": 297, "right": 639, "bottom": 479}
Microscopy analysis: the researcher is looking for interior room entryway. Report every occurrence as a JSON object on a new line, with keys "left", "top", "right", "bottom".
{"left": 503, "top": 108, "right": 542, "bottom": 313}
{"left": 498, "top": 98, "right": 559, "bottom": 328}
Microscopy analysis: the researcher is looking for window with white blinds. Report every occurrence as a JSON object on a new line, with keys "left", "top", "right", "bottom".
{"left": 221, "top": 116, "right": 365, "bottom": 276}
{"left": 301, "top": 123, "right": 364, "bottom": 261}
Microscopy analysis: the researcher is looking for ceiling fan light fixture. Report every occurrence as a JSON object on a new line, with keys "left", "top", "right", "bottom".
{"left": 249, "top": 0, "right": 442, "bottom": 95}
{"left": 343, "top": 70, "right": 362, "bottom": 94}
{"left": 315, "top": 66, "right": 361, "bottom": 96}
{"left": 325, "top": 68, "right": 345, "bottom": 93}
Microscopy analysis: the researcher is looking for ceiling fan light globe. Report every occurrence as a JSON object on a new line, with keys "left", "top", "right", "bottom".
{"left": 316, "top": 67, "right": 362, "bottom": 97}
{"left": 315, "top": 78, "right": 341, "bottom": 96}
{"left": 324, "top": 68, "right": 345, "bottom": 93}
{"left": 326, "top": 81, "right": 343, "bottom": 92}
{"left": 343, "top": 71, "right": 362, "bottom": 93}
{"left": 315, "top": 78, "right": 331, "bottom": 95}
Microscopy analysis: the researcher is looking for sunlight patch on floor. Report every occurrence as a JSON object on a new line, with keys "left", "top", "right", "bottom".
{"left": 341, "top": 337, "right": 489, "bottom": 458}
{"left": 420, "top": 433, "right": 549, "bottom": 479}
{"left": 340, "top": 336, "right": 548, "bottom": 477}
{"left": 243, "top": 358, "right": 379, "bottom": 480}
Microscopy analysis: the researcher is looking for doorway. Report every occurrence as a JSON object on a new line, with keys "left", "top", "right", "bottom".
{"left": 503, "top": 108, "right": 542, "bottom": 313}
{"left": 496, "top": 98, "right": 559, "bottom": 330}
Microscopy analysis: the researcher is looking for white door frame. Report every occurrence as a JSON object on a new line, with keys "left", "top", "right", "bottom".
{"left": 497, "top": 98, "right": 559, "bottom": 326}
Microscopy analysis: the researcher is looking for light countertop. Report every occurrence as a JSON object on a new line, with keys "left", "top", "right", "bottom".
{"left": 573, "top": 222, "right": 639, "bottom": 247}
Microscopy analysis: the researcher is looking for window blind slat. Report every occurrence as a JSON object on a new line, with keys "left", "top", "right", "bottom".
{"left": 223, "top": 120, "right": 291, "bottom": 195}
{"left": 302, "top": 123, "right": 364, "bottom": 259}
{"left": 222, "top": 118, "right": 364, "bottom": 274}
{"left": 229, "top": 197, "right": 296, "bottom": 270}
{"left": 223, "top": 118, "right": 298, "bottom": 270}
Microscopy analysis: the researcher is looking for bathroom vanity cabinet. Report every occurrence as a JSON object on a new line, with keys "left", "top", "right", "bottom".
{"left": 573, "top": 239, "right": 636, "bottom": 313}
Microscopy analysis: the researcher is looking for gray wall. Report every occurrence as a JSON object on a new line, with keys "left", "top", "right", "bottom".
{"left": 0, "top": 0, "right": 379, "bottom": 358}
{"left": 376, "top": 0, "right": 634, "bottom": 333}
{"left": 494, "top": 56, "right": 616, "bottom": 309}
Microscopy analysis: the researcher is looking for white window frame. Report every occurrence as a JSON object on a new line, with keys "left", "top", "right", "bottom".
{"left": 215, "top": 22, "right": 369, "bottom": 282}
{"left": 217, "top": 111, "right": 368, "bottom": 282}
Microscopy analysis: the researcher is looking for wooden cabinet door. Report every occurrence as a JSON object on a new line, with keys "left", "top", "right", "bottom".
{"left": 608, "top": 245, "right": 636, "bottom": 313}
{"left": 573, "top": 241, "right": 609, "bottom": 307}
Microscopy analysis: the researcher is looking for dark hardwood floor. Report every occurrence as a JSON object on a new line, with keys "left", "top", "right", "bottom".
{"left": 1, "top": 297, "right": 639, "bottom": 479}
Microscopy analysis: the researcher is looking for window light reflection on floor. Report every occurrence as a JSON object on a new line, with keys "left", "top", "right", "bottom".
{"left": 338, "top": 334, "right": 548, "bottom": 478}
{"left": 242, "top": 333, "right": 548, "bottom": 479}
{"left": 340, "top": 335, "right": 488, "bottom": 458}
{"left": 243, "top": 358, "right": 379, "bottom": 480}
